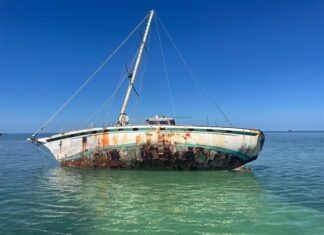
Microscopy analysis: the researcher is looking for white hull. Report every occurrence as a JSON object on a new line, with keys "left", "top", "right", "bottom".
{"left": 37, "top": 125, "right": 264, "bottom": 170}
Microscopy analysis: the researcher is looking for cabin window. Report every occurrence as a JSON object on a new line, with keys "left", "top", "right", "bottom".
{"left": 147, "top": 118, "right": 175, "bottom": 126}
{"left": 159, "top": 121, "right": 169, "bottom": 125}
{"left": 132, "top": 128, "right": 139, "bottom": 131}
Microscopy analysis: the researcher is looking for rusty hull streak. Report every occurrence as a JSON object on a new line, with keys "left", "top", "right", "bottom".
{"left": 60, "top": 144, "right": 246, "bottom": 170}
{"left": 60, "top": 129, "right": 250, "bottom": 170}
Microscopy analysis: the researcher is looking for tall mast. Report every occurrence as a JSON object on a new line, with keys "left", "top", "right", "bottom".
{"left": 118, "top": 10, "right": 155, "bottom": 126}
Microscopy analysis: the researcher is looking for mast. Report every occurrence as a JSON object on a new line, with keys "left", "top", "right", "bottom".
{"left": 117, "top": 10, "right": 155, "bottom": 126}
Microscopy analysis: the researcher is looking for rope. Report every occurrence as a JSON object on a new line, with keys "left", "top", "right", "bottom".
{"left": 32, "top": 13, "right": 149, "bottom": 137}
{"left": 156, "top": 15, "right": 233, "bottom": 127}
{"left": 155, "top": 17, "right": 176, "bottom": 117}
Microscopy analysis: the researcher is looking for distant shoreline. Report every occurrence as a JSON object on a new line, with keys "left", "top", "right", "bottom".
{"left": 264, "top": 130, "right": 324, "bottom": 133}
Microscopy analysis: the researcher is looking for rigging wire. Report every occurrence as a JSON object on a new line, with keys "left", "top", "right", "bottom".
{"left": 213, "top": 102, "right": 233, "bottom": 127}
{"left": 32, "top": 13, "right": 149, "bottom": 137}
{"left": 78, "top": 68, "right": 128, "bottom": 129}
{"left": 83, "top": 46, "right": 140, "bottom": 128}
{"left": 100, "top": 46, "right": 140, "bottom": 124}
{"left": 30, "top": 143, "right": 55, "bottom": 159}
{"left": 156, "top": 14, "right": 233, "bottom": 127}
{"left": 100, "top": 31, "right": 143, "bottom": 126}
{"left": 155, "top": 17, "right": 176, "bottom": 117}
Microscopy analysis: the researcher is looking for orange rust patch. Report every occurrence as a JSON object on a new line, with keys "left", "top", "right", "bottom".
{"left": 157, "top": 131, "right": 165, "bottom": 143}
{"left": 136, "top": 134, "right": 141, "bottom": 144}
{"left": 102, "top": 133, "right": 109, "bottom": 147}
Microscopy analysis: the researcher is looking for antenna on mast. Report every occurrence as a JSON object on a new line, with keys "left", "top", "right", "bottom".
{"left": 117, "top": 10, "right": 155, "bottom": 126}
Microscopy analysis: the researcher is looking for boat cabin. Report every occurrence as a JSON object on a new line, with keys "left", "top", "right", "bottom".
{"left": 146, "top": 116, "right": 175, "bottom": 126}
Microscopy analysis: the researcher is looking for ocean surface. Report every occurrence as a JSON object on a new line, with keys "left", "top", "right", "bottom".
{"left": 0, "top": 132, "right": 323, "bottom": 234}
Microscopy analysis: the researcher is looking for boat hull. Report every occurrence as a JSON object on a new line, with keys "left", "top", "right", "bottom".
{"left": 59, "top": 144, "right": 257, "bottom": 170}
{"left": 39, "top": 126, "right": 265, "bottom": 170}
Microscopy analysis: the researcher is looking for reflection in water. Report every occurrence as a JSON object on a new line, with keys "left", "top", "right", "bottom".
{"left": 43, "top": 167, "right": 264, "bottom": 234}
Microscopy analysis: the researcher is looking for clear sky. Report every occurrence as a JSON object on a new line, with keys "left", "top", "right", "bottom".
{"left": 1, "top": 0, "right": 323, "bottom": 133}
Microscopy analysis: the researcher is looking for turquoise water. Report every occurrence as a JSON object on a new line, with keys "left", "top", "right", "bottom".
{"left": 0, "top": 132, "right": 323, "bottom": 234}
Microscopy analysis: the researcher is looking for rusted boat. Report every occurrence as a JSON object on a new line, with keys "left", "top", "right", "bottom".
{"left": 28, "top": 10, "right": 264, "bottom": 170}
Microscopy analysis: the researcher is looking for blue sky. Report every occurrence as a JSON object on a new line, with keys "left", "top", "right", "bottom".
{"left": 1, "top": 0, "right": 323, "bottom": 132}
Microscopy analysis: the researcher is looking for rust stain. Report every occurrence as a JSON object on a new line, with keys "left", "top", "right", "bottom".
{"left": 60, "top": 144, "right": 248, "bottom": 170}
{"left": 121, "top": 133, "right": 127, "bottom": 144}
{"left": 102, "top": 133, "right": 109, "bottom": 147}
{"left": 217, "top": 134, "right": 225, "bottom": 148}
{"left": 242, "top": 132, "right": 246, "bottom": 144}
{"left": 112, "top": 134, "right": 118, "bottom": 146}
{"left": 135, "top": 134, "right": 141, "bottom": 144}
{"left": 157, "top": 129, "right": 165, "bottom": 143}
{"left": 81, "top": 137, "right": 87, "bottom": 152}
{"left": 59, "top": 141, "right": 62, "bottom": 154}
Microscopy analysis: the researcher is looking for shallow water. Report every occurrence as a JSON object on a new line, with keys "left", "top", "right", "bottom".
{"left": 0, "top": 132, "right": 323, "bottom": 234}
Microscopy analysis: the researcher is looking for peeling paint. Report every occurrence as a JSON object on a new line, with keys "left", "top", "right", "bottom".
{"left": 60, "top": 144, "right": 250, "bottom": 170}
{"left": 41, "top": 125, "right": 264, "bottom": 170}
